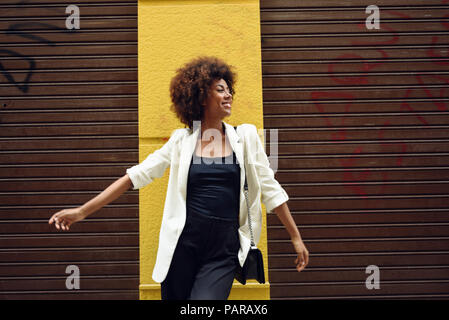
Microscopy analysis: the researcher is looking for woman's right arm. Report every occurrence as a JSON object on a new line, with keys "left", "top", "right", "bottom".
{"left": 49, "top": 128, "right": 184, "bottom": 231}
{"left": 48, "top": 174, "right": 133, "bottom": 231}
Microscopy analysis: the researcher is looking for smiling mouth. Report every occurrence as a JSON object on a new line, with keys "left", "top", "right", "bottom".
{"left": 223, "top": 103, "right": 231, "bottom": 108}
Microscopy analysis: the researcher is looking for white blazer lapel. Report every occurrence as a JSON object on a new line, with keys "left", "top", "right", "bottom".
{"left": 224, "top": 122, "right": 245, "bottom": 195}
{"left": 177, "top": 126, "right": 199, "bottom": 199}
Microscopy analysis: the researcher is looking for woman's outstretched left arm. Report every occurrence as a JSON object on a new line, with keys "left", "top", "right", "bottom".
{"left": 273, "top": 202, "right": 309, "bottom": 272}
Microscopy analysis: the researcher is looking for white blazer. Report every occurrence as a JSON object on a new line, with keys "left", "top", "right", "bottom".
{"left": 126, "top": 121, "right": 289, "bottom": 283}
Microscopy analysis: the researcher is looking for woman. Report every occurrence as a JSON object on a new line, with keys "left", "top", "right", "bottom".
{"left": 48, "top": 56, "right": 309, "bottom": 300}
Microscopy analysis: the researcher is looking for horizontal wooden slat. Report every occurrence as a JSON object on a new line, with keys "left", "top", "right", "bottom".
{"left": 261, "top": 22, "right": 449, "bottom": 34}
{"left": 260, "top": 0, "right": 449, "bottom": 8}
{"left": 0, "top": 71, "right": 137, "bottom": 83}
{"left": 267, "top": 210, "right": 449, "bottom": 225}
{"left": 265, "top": 116, "right": 449, "bottom": 128}
{"left": 0, "top": 137, "right": 138, "bottom": 150}
{"left": 284, "top": 197, "right": 449, "bottom": 210}
{"left": 0, "top": 18, "right": 137, "bottom": 31}
{"left": 0, "top": 291, "right": 138, "bottom": 300}
{"left": 0, "top": 262, "right": 138, "bottom": 277}
{"left": 0, "top": 166, "right": 132, "bottom": 178}
{"left": 263, "top": 73, "right": 449, "bottom": 87}
{"left": 270, "top": 281, "right": 449, "bottom": 298}
{"left": 0, "top": 153, "right": 136, "bottom": 164}
{"left": 275, "top": 169, "right": 449, "bottom": 183}
{"left": 0, "top": 207, "right": 137, "bottom": 220}
{"left": 282, "top": 183, "right": 449, "bottom": 196}
{"left": 261, "top": 8, "right": 449, "bottom": 21}
{"left": 261, "top": 35, "right": 449, "bottom": 48}
{"left": 0, "top": 111, "right": 137, "bottom": 123}
{"left": 0, "top": 277, "right": 139, "bottom": 291}
{"left": 0, "top": 248, "right": 139, "bottom": 262}
{"left": 1, "top": 31, "right": 137, "bottom": 44}
{"left": 263, "top": 101, "right": 449, "bottom": 114}
{"left": 0, "top": 234, "right": 138, "bottom": 249}
{"left": 262, "top": 61, "right": 449, "bottom": 75}
{"left": 268, "top": 225, "right": 449, "bottom": 240}
{"left": 0, "top": 84, "right": 137, "bottom": 97}
{"left": 274, "top": 141, "right": 449, "bottom": 154}
{"left": 268, "top": 253, "right": 449, "bottom": 268}
{"left": 264, "top": 89, "right": 449, "bottom": 102}
{"left": 1, "top": 98, "right": 138, "bottom": 110}
{"left": 269, "top": 267, "right": 449, "bottom": 283}
{"left": 269, "top": 239, "right": 449, "bottom": 254}
{"left": 276, "top": 155, "right": 449, "bottom": 169}
{"left": 1, "top": 0, "right": 135, "bottom": 4}
{"left": 0, "top": 125, "right": 138, "bottom": 138}
{"left": 0, "top": 219, "right": 138, "bottom": 233}
{"left": 0, "top": 57, "right": 137, "bottom": 70}
{"left": 0, "top": 45, "right": 137, "bottom": 57}
{"left": 262, "top": 48, "right": 449, "bottom": 61}
{"left": 0, "top": 5, "right": 137, "bottom": 18}
{"left": 0, "top": 178, "right": 134, "bottom": 192}
{"left": 270, "top": 128, "right": 449, "bottom": 141}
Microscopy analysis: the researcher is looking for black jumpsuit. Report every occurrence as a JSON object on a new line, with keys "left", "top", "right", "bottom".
{"left": 160, "top": 150, "right": 241, "bottom": 300}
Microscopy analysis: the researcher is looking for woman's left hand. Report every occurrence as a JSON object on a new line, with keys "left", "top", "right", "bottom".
{"left": 292, "top": 237, "right": 309, "bottom": 272}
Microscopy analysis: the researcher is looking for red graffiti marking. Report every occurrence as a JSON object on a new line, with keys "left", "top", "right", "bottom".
{"left": 400, "top": 91, "right": 430, "bottom": 125}
{"left": 311, "top": 91, "right": 355, "bottom": 141}
{"left": 313, "top": 6, "right": 449, "bottom": 203}
{"left": 340, "top": 146, "right": 371, "bottom": 198}
{"left": 415, "top": 74, "right": 449, "bottom": 112}
{"left": 426, "top": 36, "right": 449, "bottom": 65}
{"left": 441, "top": 13, "right": 449, "bottom": 29}
{"left": 378, "top": 120, "right": 407, "bottom": 167}
{"left": 328, "top": 50, "right": 389, "bottom": 85}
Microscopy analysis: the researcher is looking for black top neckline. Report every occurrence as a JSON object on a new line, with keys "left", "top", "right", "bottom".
{"left": 193, "top": 152, "right": 234, "bottom": 160}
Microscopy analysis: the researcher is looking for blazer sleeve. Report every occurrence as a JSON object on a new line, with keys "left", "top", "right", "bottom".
{"left": 126, "top": 129, "right": 184, "bottom": 190}
{"left": 248, "top": 124, "right": 289, "bottom": 213}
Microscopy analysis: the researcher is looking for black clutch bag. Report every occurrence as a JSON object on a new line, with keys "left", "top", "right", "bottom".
{"left": 235, "top": 246, "right": 265, "bottom": 285}
{"left": 234, "top": 126, "right": 265, "bottom": 285}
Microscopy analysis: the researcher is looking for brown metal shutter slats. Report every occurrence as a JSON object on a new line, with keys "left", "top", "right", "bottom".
{"left": 261, "top": 0, "right": 449, "bottom": 299}
{"left": 0, "top": 0, "right": 138, "bottom": 299}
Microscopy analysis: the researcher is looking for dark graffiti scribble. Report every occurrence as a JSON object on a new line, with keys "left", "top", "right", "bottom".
{"left": 1, "top": 4, "right": 78, "bottom": 95}
{"left": 6, "top": 22, "right": 61, "bottom": 46}
{"left": 0, "top": 49, "right": 36, "bottom": 94}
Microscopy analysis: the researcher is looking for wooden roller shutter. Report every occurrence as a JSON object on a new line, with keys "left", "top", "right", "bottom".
{"left": 0, "top": 0, "right": 139, "bottom": 299}
{"left": 261, "top": 0, "right": 449, "bottom": 299}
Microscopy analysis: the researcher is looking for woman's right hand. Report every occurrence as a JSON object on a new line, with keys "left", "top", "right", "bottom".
{"left": 48, "top": 207, "right": 86, "bottom": 231}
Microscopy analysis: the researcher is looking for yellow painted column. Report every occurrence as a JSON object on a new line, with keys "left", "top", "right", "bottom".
{"left": 138, "top": 0, "right": 268, "bottom": 300}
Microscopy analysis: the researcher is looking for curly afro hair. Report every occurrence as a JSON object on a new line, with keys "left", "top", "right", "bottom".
{"left": 169, "top": 56, "right": 237, "bottom": 130}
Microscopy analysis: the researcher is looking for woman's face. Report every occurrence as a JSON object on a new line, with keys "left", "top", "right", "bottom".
{"left": 202, "top": 78, "right": 233, "bottom": 120}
